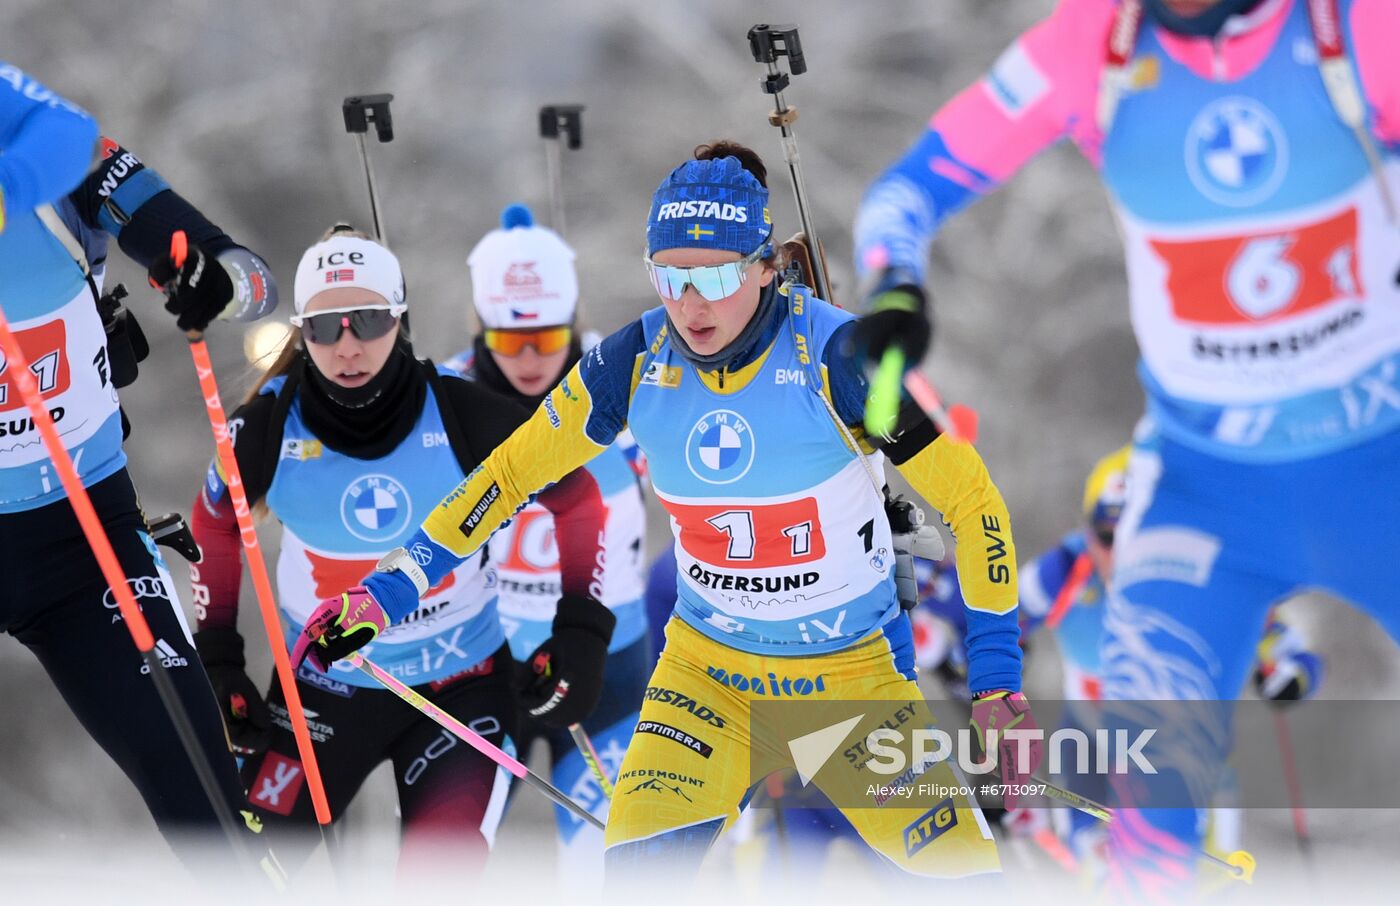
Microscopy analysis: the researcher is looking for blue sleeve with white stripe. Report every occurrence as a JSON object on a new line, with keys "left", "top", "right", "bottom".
{"left": 85, "top": 142, "right": 172, "bottom": 237}
{"left": 577, "top": 317, "right": 649, "bottom": 446}
{"left": 364, "top": 530, "right": 465, "bottom": 623}
{"left": 852, "top": 129, "right": 996, "bottom": 286}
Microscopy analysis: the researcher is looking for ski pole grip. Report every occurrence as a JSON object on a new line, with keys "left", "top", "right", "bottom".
{"left": 539, "top": 104, "right": 585, "bottom": 149}
{"left": 865, "top": 347, "right": 905, "bottom": 436}
{"left": 747, "top": 23, "right": 805, "bottom": 73}
{"left": 169, "top": 231, "right": 205, "bottom": 342}
{"left": 170, "top": 229, "right": 187, "bottom": 269}
{"left": 343, "top": 94, "right": 395, "bottom": 142}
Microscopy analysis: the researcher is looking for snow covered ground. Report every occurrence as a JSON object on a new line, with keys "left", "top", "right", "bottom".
{"left": 4, "top": 590, "right": 1397, "bottom": 903}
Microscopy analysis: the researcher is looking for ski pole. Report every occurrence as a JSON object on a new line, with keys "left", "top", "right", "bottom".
{"left": 1045, "top": 552, "right": 1095, "bottom": 630}
{"left": 764, "top": 771, "right": 792, "bottom": 873}
{"left": 342, "top": 94, "right": 395, "bottom": 244}
{"left": 347, "top": 652, "right": 605, "bottom": 830}
{"left": 174, "top": 231, "right": 337, "bottom": 835}
{"left": 0, "top": 301, "right": 253, "bottom": 864}
{"left": 1033, "top": 776, "right": 1257, "bottom": 883}
{"left": 745, "top": 24, "right": 977, "bottom": 444}
{"left": 747, "top": 24, "right": 830, "bottom": 304}
{"left": 866, "top": 349, "right": 981, "bottom": 442}
{"left": 1030, "top": 826, "right": 1079, "bottom": 874}
{"left": 1254, "top": 604, "right": 1311, "bottom": 850}
{"left": 539, "top": 104, "right": 584, "bottom": 238}
{"left": 1273, "top": 709, "right": 1310, "bottom": 847}
{"left": 568, "top": 723, "right": 615, "bottom": 800}
{"left": 536, "top": 108, "right": 613, "bottom": 798}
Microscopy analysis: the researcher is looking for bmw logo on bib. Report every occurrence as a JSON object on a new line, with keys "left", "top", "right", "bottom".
{"left": 686, "top": 409, "right": 756, "bottom": 485}
{"left": 340, "top": 474, "right": 412, "bottom": 542}
{"left": 1185, "top": 96, "right": 1287, "bottom": 207}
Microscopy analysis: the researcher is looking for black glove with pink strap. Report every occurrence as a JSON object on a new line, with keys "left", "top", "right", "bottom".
{"left": 970, "top": 690, "right": 1044, "bottom": 808}
{"left": 291, "top": 586, "right": 391, "bottom": 673}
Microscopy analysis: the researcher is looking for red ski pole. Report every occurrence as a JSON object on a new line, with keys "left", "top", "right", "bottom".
{"left": 1273, "top": 709, "right": 1310, "bottom": 847}
{"left": 1046, "top": 552, "right": 1095, "bottom": 630}
{"left": 173, "top": 231, "right": 335, "bottom": 830}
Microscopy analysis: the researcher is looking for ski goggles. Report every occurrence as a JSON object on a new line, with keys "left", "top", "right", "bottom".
{"left": 289, "top": 304, "right": 405, "bottom": 345}
{"left": 482, "top": 325, "right": 573, "bottom": 357}
{"left": 644, "top": 243, "right": 767, "bottom": 303}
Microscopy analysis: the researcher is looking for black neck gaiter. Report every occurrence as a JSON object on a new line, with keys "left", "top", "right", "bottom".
{"left": 299, "top": 342, "right": 426, "bottom": 459}
{"left": 468, "top": 334, "right": 584, "bottom": 409}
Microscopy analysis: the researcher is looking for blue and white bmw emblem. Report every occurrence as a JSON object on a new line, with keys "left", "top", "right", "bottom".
{"left": 340, "top": 474, "right": 412, "bottom": 542}
{"left": 1185, "top": 96, "right": 1287, "bottom": 207}
{"left": 685, "top": 409, "right": 756, "bottom": 484}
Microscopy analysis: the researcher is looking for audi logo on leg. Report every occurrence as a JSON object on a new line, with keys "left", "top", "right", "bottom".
{"left": 103, "top": 575, "right": 172, "bottom": 610}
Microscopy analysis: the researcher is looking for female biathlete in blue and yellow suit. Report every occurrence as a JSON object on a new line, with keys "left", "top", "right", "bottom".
{"left": 292, "top": 140, "right": 1038, "bottom": 880}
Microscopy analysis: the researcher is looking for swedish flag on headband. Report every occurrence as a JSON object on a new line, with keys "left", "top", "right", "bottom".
{"left": 647, "top": 156, "right": 774, "bottom": 257}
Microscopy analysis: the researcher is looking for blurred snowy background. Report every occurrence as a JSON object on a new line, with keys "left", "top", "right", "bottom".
{"left": 3, "top": 0, "right": 1398, "bottom": 900}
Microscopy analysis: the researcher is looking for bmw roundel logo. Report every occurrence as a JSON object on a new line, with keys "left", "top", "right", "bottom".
{"left": 340, "top": 474, "right": 412, "bottom": 542}
{"left": 685, "top": 409, "right": 756, "bottom": 485}
{"left": 1185, "top": 96, "right": 1287, "bottom": 207}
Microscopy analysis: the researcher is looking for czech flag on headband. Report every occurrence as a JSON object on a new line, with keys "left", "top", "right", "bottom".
{"left": 509, "top": 308, "right": 539, "bottom": 320}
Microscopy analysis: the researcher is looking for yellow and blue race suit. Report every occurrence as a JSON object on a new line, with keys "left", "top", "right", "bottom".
{"left": 366, "top": 283, "right": 1025, "bottom": 877}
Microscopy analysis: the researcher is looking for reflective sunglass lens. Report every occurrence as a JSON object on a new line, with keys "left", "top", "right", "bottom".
{"left": 347, "top": 308, "right": 397, "bottom": 341}
{"left": 300, "top": 309, "right": 398, "bottom": 344}
{"left": 646, "top": 261, "right": 748, "bottom": 302}
{"left": 484, "top": 327, "right": 572, "bottom": 356}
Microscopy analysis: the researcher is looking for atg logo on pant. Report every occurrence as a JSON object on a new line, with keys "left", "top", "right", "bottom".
{"left": 685, "top": 409, "right": 755, "bottom": 485}
{"left": 340, "top": 474, "right": 412, "bottom": 542}
{"left": 904, "top": 799, "right": 958, "bottom": 857}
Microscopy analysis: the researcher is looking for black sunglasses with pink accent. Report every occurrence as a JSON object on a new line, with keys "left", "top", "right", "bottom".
{"left": 288, "top": 305, "right": 403, "bottom": 345}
